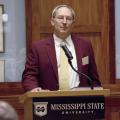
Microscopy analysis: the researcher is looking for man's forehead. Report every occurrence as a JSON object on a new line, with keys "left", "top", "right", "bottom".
{"left": 56, "top": 7, "right": 72, "bottom": 16}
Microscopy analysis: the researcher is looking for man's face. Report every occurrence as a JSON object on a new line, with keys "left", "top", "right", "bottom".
{"left": 51, "top": 7, "right": 74, "bottom": 39}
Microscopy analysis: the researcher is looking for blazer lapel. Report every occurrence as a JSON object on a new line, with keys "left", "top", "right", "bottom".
{"left": 72, "top": 35, "right": 82, "bottom": 74}
{"left": 45, "top": 38, "right": 58, "bottom": 81}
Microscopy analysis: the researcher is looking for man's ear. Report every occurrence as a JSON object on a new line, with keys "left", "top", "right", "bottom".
{"left": 71, "top": 19, "right": 75, "bottom": 25}
{"left": 51, "top": 18, "right": 55, "bottom": 26}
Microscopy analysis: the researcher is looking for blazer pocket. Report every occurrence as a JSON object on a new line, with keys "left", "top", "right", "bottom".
{"left": 82, "top": 56, "right": 89, "bottom": 65}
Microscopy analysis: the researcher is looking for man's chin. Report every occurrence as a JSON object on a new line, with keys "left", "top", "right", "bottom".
{"left": 60, "top": 31, "right": 68, "bottom": 35}
{"left": 55, "top": 31, "right": 70, "bottom": 38}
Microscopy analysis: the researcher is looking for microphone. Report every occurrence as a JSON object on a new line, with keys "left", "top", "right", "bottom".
{"left": 60, "top": 43, "right": 94, "bottom": 89}
{"left": 60, "top": 42, "right": 73, "bottom": 60}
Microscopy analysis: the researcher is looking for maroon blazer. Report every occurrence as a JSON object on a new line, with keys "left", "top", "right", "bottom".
{"left": 22, "top": 34, "right": 101, "bottom": 91}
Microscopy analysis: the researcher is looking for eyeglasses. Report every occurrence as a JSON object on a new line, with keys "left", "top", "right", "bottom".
{"left": 55, "top": 16, "right": 73, "bottom": 23}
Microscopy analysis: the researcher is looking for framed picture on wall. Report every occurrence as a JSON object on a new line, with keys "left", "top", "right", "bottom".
{"left": 0, "top": 5, "right": 4, "bottom": 52}
{"left": 0, "top": 60, "right": 5, "bottom": 82}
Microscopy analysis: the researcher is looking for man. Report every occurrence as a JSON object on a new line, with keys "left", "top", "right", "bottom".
{"left": 0, "top": 101, "right": 18, "bottom": 120}
{"left": 22, "top": 5, "right": 102, "bottom": 92}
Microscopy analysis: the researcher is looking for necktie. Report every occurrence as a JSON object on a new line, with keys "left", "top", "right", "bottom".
{"left": 58, "top": 45, "right": 70, "bottom": 90}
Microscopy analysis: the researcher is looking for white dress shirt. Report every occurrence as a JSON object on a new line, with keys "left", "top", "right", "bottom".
{"left": 53, "top": 34, "right": 80, "bottom": 89}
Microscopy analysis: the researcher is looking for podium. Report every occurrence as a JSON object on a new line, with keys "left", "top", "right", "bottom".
{"left": 20, "top": 89, "right": 110, "bottom": 120}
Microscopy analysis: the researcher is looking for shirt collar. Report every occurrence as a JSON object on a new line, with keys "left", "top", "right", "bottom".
{"left": 53, "top": 34, "right": 72, "bottom": 47}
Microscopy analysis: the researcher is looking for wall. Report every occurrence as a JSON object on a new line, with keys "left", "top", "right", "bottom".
{"left": 0, "top": 0, "right": 26, "bottom": 82}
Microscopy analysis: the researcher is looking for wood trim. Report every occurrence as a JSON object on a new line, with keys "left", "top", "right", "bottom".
{"left": 105, "top": 95, "right": 120, "bottom": 120}
{"left": 116, "top": 80, "right": 120, "bottom": 83}
{"left": 109, "top": 0, "right": 116, "bottom": 83}
{"left": 0, "top": 82, "right": 24, "bottom": 96}
{"left": 25, "top": 0, "right": 32, "bottom": 53}
{"left": 20, "top": 89, "right": 110, "bottom": 103}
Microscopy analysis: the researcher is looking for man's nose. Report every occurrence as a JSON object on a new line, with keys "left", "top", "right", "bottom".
{"left": 63, "top": 17, "right": 67, "bottom": 23}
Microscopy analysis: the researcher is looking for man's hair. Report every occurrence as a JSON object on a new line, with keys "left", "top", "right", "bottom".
{"left": 52, "top": 4, "right": 75, "bottom": 20}
{"left": 0, "top": 101, "right": 18, "bottom": 120}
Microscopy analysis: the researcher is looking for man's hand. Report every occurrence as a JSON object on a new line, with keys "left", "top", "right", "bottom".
{"left": 30, "top": 87, "right": 50, "bottom": 92}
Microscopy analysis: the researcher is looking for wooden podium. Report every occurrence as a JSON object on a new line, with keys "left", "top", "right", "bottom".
{"left": 20, "top": 89, "right": 110, "bottom": 120}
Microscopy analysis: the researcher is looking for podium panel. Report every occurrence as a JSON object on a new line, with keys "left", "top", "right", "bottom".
{"left": 20, "top": 89, "right": 110, "bottom": 120}
{"left": 33, "top": 96, "right": 104, "bottom": 120}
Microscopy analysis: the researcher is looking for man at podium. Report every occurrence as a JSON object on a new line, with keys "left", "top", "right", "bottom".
{"left": 22, "top": 5, "right": 102, "bottom": 92}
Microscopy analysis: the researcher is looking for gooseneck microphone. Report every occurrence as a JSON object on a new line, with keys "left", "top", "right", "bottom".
{"left": 60, "top": 43, "right": 73, "bottom": 60}
{"left": 60, "top": 43, "right": 94, "bottom": 89}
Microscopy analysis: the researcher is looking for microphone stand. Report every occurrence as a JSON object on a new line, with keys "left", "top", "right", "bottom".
{"left": 60, "top": 44, "right": 94, "bottom": 90}
{"left": 68, "top": 58, "right": 94, "bottom": 90}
